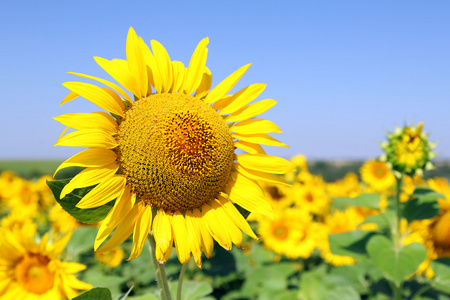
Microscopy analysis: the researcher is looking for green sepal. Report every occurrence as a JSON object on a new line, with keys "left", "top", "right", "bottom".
{"left": 46, "top": 179, "right": 114, "bottom": 224}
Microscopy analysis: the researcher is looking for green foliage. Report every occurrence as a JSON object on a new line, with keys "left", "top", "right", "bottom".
{"left": 47, "top": 179, "right": 114, "bottom": 224}
{"left": 403, "top": 188, "right": 442, "bottom": 222}
{"left": 430, "top": 258, "right": 450, "bottom": 294}
{"left": 329, "top": 230, "right": 375, "bottom": 259}
{"left": 366, "top": 235, "right": 427, "bottom": 285}
{"left": 73, "top": 287, "right": 112, "bottom": 300}
{"left": 333, "top": 193, "right": 380, "bottom": 210}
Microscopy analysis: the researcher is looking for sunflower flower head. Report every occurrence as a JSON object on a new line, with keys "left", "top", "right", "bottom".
{"left": 0, "top": 226, "right": 92, "bottom": 299}
{"left": 380, "top": 122, "right": 436, "bottom": 177}
{"left": 53, "top": 27, "right": 294, "bottom": 267}
{"left": 360, "top": 159, "right": 395, "bottom": 192}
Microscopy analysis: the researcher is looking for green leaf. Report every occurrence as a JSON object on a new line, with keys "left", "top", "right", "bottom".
{"left": 329, "top": 230, "right": 375, "bottom": 259}
{"left": 403, "top": 188, "right": 442, "bottom": 222}
{"left": 322, "top": 286, "right": 360, "bottom": 300}
{"left": 366, "top": 235, "right": 427, "bottom": 284}
{"left": 430, "top": 258, "right": 450, "bottom": 294}
{"left": 47, "top": 179, "right": 114, "bottom": 224}
{"left": 332, "top": 193, "right": 380, "bottom": 210}
{"left": 66, "top": 227, "right": 98, "bottom": 257}
{"left": 168, "top": 281, "right": 213, "bottom": 300}
{"left": 73, "top": 287, "right": 112, "bottom": 300}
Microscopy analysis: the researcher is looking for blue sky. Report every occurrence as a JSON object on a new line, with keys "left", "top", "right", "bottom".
{"left": 1, "top": 1, "right": 449, "bottom": 161}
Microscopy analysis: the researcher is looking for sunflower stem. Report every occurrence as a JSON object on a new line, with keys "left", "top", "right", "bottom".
{"left": 393, "top": 175, "right": 403, "bottom": 300}
{"left": 177, "top": 260, "right": 189, "bottom": 300}
{"left": 148, "top": 234, "right": 172, "bottom": 300}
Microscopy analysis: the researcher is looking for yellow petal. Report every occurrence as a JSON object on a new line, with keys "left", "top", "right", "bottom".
{"left": 151, "top": 40, "right": 173, "bottom": 93}
{"left": 95, "top": 186, "right": 135, "bottom": 250}
{"left": 54, "top": 148, "right": 117, "bottom": 177}
{"left": 99, "top": 202, "right": 144, "bottom": 252}
{"left": 225, "top": 172, "right": 273, "bottom": 218}
{"left": 152, "top": 210, "right": 173, "bottom": 257}
{"left": 201, "top": 203, "right": 232, "bottom": 250}
{"left": 225, "top": 99, "right": 276, "bottom": 123}
{"left": 231, "top": 119, "right": 282, "bottom": 134}
{"left": 76, "top": 176, "right": 126, "bottom": 209}
{"left": 235, "top": 154, "right": 295, "bottom": 174}
{"left": 192, "top": 208, "right": 214, "bottom": 258}
{"left": 171, "top": 212, "right": 191, "bottom": 264}
{"left": 204, "top": 64, "right": 251, "bottom": 104}
{"left": 129, "top": 206, "right": 153, "bottom": 260}
{"left": 185, "top": 210, "right": 203, "bottom": 268}
{"left": 233, "top": 163, "right": 289, "bottom": 187}
{"left": 139, "top": 37, "right": 161, "bottom": 93}
{"left": 53, "top": 112, "right": 117, "bottom": 133}
{"left": 184, "top": 37, "right": 209, "bottom": 95}
{"left": 194, "top": 67, "right": 212, "bottom": 98}
{"left": 219, "top": 83, "right": 266, "bottom": 115}
{"left": 155, "top": 237, "right": 173, "bottom": 263}
{"left": 210, "top": 200, "right": 243, "bottom": 248}
{"left": 126, "top": 27, "right": 148, "bottom": 98}
{"left": 217, "top": 195, "right": 258, "bottom": 240}
{"left": 55, "top": 129, "right": 118, "bottom": 149}
{"left": 60, "top": 262, "right": 87, "bottom": 274}
{"left": 212, "top": 94, "right": 234, "bottom": 111}
{"left": 67, "top": 72, "right": 132, "bottom": 102}
{"left": 60, "top": 91, "right": 79, "bottom": 105}
{"left": 60, "top": 163, "right": 119, "bottom": 198}
{"left": 171, "top": 61, "right": 185, "bottom": 93}
{"left": 233, "top": 133, "right": 288, "bottom": 147}
{"left": 234, "top": 141, "right": 266, "bottom": 155}
{"left": 62, "top": 82, "right": 124, "bottom": 116}
{"left": 94, "top": 56, "right": 140, "bottom": 98}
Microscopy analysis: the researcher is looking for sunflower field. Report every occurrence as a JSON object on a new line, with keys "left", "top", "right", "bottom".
{"left": 1, "top": 28, "right": 450, "bottom": 300}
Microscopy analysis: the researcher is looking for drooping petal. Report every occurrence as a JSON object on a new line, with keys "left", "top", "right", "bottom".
{"left": 76, "top": 176, "right": 126, "bottom": 209}
{"left": 155, "top": 237, "right": 173, "bottom": 263}
{"left": 210, "top": 200, "right": 243, "bottom": 248}
{"left": 171, "top": 212, "right": 191, "bottom": 264}
{"left": 201, "top": 203, "right": 232, "bottom": 250}
{"left": 195, "top": 67, "right": 212, "bottom": 98}
{"left": 95, "top": 186, "right": 135, "bottom": 250}
{"left": 231, "top": 119, "right": 282, "bottom": 134}
{"left": 152, "top": 210, "right": 173, "bottom": 258}
{"left": 53, "top": 112, "right": 118, "bottom": 133}
{"left": 60, "top": 163, "right": 119, "bottom": 198}
{"left": 99, "top": 202, "right": 144, "bottom": 252}
{"left": 192, "top": 208, "right": 214, "bottom": 258}
{"left": 184, "top": 37, "right": 209, "bottom": 95}
{"left": 67, "top": 72, "right": 132, "bottom": 102}
{"left": 217, "top": 195, "right": 258, "bottom": 240}
{"left": 235, "top": 154, "right": 295, "bottom": 174}
{"left": 55, "top": 129, "right": 118, "bottom": 149}
{"left": 219, "top": 83, "right": 266, "bottom": 115}
{"left": 225, "top": 172, "right": 273, "bottom": 218}
{"left": 233, "top": 163, "right": 289, "bottom": 187}
{"left": 129, "top": 206, "right": 153, "bottom": 260}
{"left": 225, "top": 99, "right": 276, "bottom": 123}
{"left": 60, "top": 91, "right": 79, "bottom": 105}
{"left": 151, "top": 40, "right": 173, "bottom": 92}
{"left": 185, "top": 210, "right": 203, "bottom": 267}
{"left": 233, "top": 133, "right": 288, "bottom": 147}
{"left": 126, "top": 27, "right": 148, "bottom": 98}
{"left": 204, "top": 64, "right": 251, "bottom": 104}
{"left": 62, "top": 82, "right": 124, "bottom": 116}
{"left": 53, "top": 148, "right": 117, "bottom": 177}
{"left": 234, "top": 141, "right": 266, "bottom": 155}
{"left": 94, "top": 56, "right": 140, "bottom": 98}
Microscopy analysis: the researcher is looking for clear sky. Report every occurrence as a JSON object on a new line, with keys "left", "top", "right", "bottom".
{"left": 1, "top": 1, "right": 449, "bottom": 161}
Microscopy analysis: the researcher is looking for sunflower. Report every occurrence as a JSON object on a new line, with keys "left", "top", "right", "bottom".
{"left": 94, "top": 246, "right": 125, "bottom": 268}
{"left": 257, "top": 208, "right": 320, "bottom": 259}
{"left": 360, "top": 160, "right": 395, "bottom": 192}
{"left": 380, "top": 122, "right": 436, "bottom": 177}
{"left": 0, "top": 225, "right": 92, "bottom": 299}
{"left": 54, "top": 27, "right": 293, "bottom": 267}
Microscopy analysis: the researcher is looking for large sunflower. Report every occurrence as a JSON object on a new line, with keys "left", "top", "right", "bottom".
{"left": 54, "top": 27, "right": 293, "bottom": 267}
